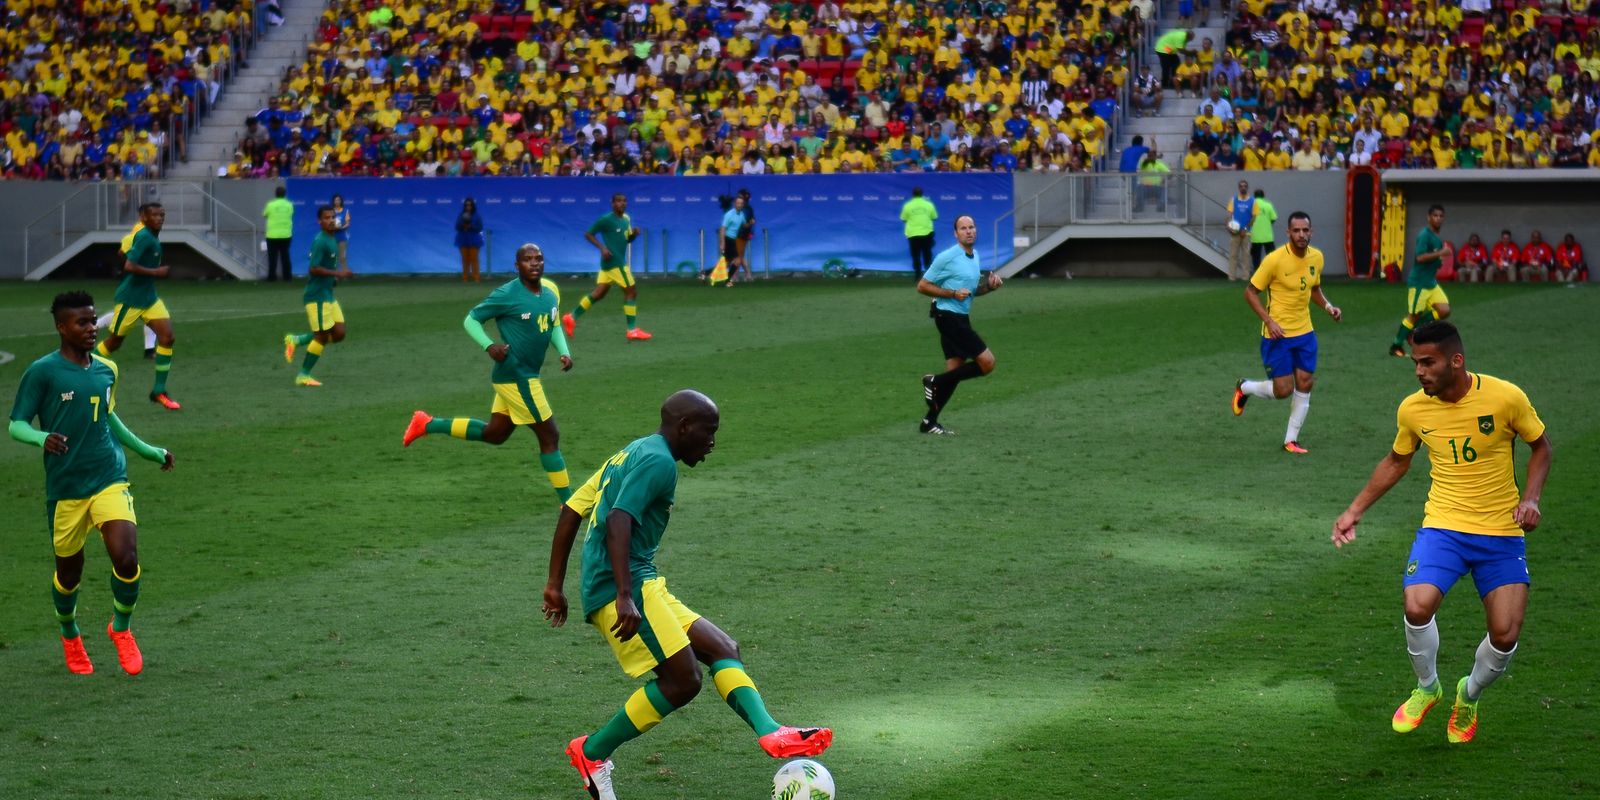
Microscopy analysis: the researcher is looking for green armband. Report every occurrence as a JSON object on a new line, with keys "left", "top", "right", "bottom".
{"left": 463, "top": 314, "right": 495, "bottom": 350}
{"left": 551, "top": 324, "right": 570, "bottom": 359}
{"left": 9, "top": 418, "right": 48, "bottom": 448}
{"left": 108, "top": 413, "right": 167, "bottom": 464}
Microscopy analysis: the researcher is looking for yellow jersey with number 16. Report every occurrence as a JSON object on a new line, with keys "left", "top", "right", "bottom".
{"left": 1391, "top": 373, "right": 1546, "bottom": 536}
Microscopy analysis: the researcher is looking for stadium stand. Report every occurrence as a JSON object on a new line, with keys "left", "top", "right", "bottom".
{"left": 0, "top": 0, "right": 260, "bottom": 180}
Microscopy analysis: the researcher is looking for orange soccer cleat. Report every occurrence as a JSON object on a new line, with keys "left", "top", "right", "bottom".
{"left": 149, "top": 392, "right": 181, "bottom": 410}
{"left": 562, "top": 312, "right": 577, "bottom": 337}
{"left": 62, "top": 636, "right": 94, "bottom": 675}
{"left": 758, "top": 725, "right": 834, "bottom": 758}
{"left": 625, "top": 328, "right": 653, "bottom": 341}
{"left": 403, "top": 410, "right": 432, "bottom": 447}
{"left": 565, "top": 735, "right": 617, "bottom": 800}
{"left": 1283, "top": 441, "right": 1309, "bottom": 455}
{"left": 107, "top": 622, "right": 143, "bottom": 675}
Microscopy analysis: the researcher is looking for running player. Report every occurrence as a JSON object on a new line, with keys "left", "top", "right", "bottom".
{"left": 542, "top": 391, "right": 832, "bottom": 800}
{"left": 565, "top": 193, "right": 652, "bottom": 341}
{"left": 9, "top": 291, "right": 175, "bottom": 675}
{"left": 402, "top": 243, "right": 575, "bottom": 503}
{"left": 1390, "top": 204, "right": 1452, "bottom": 358}
{"left": 1333, "top": 321, "right": 1551, "bottom": 744}
{"left": 282, "top": 205, "right": 351, "bottom": 386}
{"left": 97, "top": 203, "right": 181, "bottom": 409}
{"left": 1230, "top": 211, "right": 1343, "bottom": 454}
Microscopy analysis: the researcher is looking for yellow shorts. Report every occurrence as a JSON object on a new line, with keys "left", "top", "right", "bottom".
{"left": 109, "top": 299, "right": 170, "bottom": 336}
{"left": 48, "top": 482, "right": 137, "bottom": 557}
{"left": 491, "top": 377, "right": 554, "bottom": 424}
{"left": 305, "top": 301, "right": 345, "bottom": 332}
{"left": 1407, "top": 285, "right": 1449, "bottom": 315}
{"left": 597, "top": 265, "right": 636, "bottom": 288}
{"left": 590, "top": 577, "right": 701, "bottom": 678}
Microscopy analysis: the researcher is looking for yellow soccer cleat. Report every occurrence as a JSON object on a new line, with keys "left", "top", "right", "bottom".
{"left": 1392, "top": 682, "right": 1443, "bottom": 733}
{"left": 1446, "top": 677, "right": 1479, "bottom": 743}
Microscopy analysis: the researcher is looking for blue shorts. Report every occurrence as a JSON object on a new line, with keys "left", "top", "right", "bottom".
{"left": 1178, "top": 0, "right": 1194, "bottom": 14}
{"left": 1260, "top": 332, "right": 1317, "bottom": 378}
{"left": 1403, "top": 527, "right": 1529, "bottom": 599}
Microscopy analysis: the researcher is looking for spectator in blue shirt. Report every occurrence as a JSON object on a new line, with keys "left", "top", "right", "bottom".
{"left": 991, "top": 142, "right": 1018, "bottom": 172}
{"left": 1119, "top": 135, "right": 1149, "bottom": 173}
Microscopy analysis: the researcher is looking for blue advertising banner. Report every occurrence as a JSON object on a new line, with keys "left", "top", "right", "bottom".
{"left": 285, "top": 174, "right": 1013, "bottom": 275}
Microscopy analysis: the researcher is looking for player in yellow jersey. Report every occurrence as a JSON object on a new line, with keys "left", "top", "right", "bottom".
{"left": 1332, "top": 321, "right": 1552, "bottom": 744}
{"left": 1229, "top": 211, "right": 1343, "bottom": 454}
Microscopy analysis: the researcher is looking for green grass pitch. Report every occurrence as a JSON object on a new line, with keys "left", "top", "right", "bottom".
{"left": 1, "top": 276, "right": 1595, "bottom": 799}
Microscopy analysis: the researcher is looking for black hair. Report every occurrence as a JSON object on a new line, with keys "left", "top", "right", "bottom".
{"left": 1132, "top": 134, "right": 1144, "bottom": 145}
{"left": 139, "top": 202, "right": 163, "bottom": 214}
{"left": 1428, "top": 203, "right": 1445, "bottom": 214}
{"left": 1411, "top": 320, "right": 1463, "bottom": 354}
{"left": 1253, "top": 189, "right": 1265, "bottom": 198}
{"left": 717, "top": 193, "right": 733, "bottom": 210}
{"left": 912, "top": 187, "right": 923, "bottom": 197}
{"left": 1288, "top": 210, "right": 1312, "bottom": 226}
{"left": 275, "top": 185, "right": 287, "bottom": 197}
{"left": 317, "top": 204, "right": 335, "bottom": 217}
{"left": 52, "top": 290, "right": 95, "bottom": 317}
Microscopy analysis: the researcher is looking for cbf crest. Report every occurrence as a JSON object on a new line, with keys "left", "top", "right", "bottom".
{"left": 1477, "top": 415, "right": 1495, "bottom": 434}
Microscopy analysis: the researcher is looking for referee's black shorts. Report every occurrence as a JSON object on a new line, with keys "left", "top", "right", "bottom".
{"left": 931, "top": 305, "right": 987, "bottom": 360}
{"left": 722, "top": 236, "right": 740, "bottom": 260}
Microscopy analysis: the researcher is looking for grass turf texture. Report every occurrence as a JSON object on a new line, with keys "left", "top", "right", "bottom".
{"left": 0, "top": 277, "right": 1595, "bottom": 799}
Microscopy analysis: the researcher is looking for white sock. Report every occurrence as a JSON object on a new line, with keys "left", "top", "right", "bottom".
{"left": 1466, "top": 635, "right": 1516, "bottom": 700}
{"left": 1285, "top": 390, "right": 1311, "bottom": 444}
{"left": 144, "top": 325, "right": 157, "bottom": 350}
{"left": 1241, "top": 379, "right": 1276, "bottom": 399}
{"left": 95, "top": 312, "right": 113, "bottom": 329}
{"left": 1404, "top": 616, "right": 1440, "bottom": 689}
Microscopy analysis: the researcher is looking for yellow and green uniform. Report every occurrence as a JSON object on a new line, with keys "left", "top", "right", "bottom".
{"left": 574, "top": 211, "right": 641, "bottom": 330}
{"left": 1249, "top": 244, "right": 1324, "bottom": 338}
{"left": 11, "top": 351, "right": 158, "bottom": 637}
{"left": 1396, "top": 226, "right": 1449, "bottom": 349}
{"left": 303, "top": 231, "right": 343, "bottom": 331}
{"left": 570, "top": 432, "right": 784, "bottom": 764}
{"left": 418, "top": 277, "right": 573, "bottom": 501}
{"left": 1392, "top": 373, "right": 1545, "bottom": 536}
{"left": 107, "top": 226, "right": 175, "bottom": 395}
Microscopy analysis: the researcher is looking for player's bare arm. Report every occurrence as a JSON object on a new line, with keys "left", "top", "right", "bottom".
{"left": 917, "top": 278, "right": 969, "bottom": 301}
{"left": 1514, "top": 433, "right": 1552, "bottom": 531}
{"left": 1311, "top": 286, "right": 1342, "bottom": 322}
{"left": 543, "top": 505, "right": 586, "bottom": 627}
{"left": 585, "top": 231, "right": 611, "bottom": 260}
{"left": 606, "top": 508, "right": 641, "bottom": 641}
{"left": 976, "top": 272, "right": 1003, "bottom": 294}
{"left": 1333, "top": 449, "right": 1414, "bottom": 548}
{"left": 1243, "top": 283, "right": 1285, "bottom": 339}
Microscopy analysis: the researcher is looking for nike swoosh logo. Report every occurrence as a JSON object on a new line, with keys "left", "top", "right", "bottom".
{"left": 1421, "top": 428, "right": 1436, "bottom": 435}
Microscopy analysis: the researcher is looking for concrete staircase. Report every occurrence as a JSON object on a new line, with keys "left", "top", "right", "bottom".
{"left": 168, "top": 0, "right": 322, "bottom": 180}
{"left": 1110, "top": 0, "right": 1228, "bottom": 171}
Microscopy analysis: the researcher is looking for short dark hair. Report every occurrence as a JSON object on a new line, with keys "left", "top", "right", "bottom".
{"left": 52, "top": 290, "right": 94, "bottom": 317}
{"left": 1253, "top": 189, "right": 1265, "bottom": 198}
{"left": 1288, "top": 211, "right": 1312, "bottom": 225}
{"left": 1132, "top": 135, "right": 1144, "bottom": 146}
{"left": 139, "top": 202, "right": 163, "bottom": 214}
{"left": 1428, "top": 203, "right": 1445, "bottom": 214}
{"left": 317, "top": 204, "right": 335, "bottom": 217}
{"left": 1411, "top": 320, "right": 1463, "bottom": 354}
{"left": 912, "top": 187, "right": 923, "bottom": 197}
{"left": 275, "top": 185, "right": 287, "bottom": 197}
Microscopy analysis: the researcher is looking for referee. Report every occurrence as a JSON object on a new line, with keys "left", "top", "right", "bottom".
{"left": 916, "top": 215, "right": 1002, "bottom": 435}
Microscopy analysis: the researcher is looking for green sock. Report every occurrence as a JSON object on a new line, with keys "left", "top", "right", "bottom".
{"left": 301, "top": 340, "right": 323, "bottom": 376}
{"left": 573, "top": 295, "right": 594, "bottom": 319}
{"left": 426, "top": 417, "right": 485, "bottom": 440}
{"left": 1393, "top": 317, "right": 1415, "bottom": 347}
{"left": 1417, "top": 310, "right": 1435, "bottom": 325}
{"left": 711, "top": 658, "right": 781, "bottom": 736}
{"left": 110, "top": 565, "right": 140, "bottom": 632}
{"left": 52, "top": 574, "right": 80, "bottom": 638}
{"left": 585, "top": 681, "right": 678, "bottom": 761}
{"left": 152, "top": 345, "right": 173, "bottom": 394}
{"left": 623, "top": 303, "right": 638, "bottom": 330}
{"left": 540, "top": 450, "right": 572, "bottom": 501}
{"left": 293, "top": 332, "right": 315, "bottom": 346}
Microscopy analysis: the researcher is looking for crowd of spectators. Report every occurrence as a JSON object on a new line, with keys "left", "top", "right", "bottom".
{"left": 0, "top": 0, "right": 256, "bottom": 180}
{"left": 1446, "top": 227, "right": 1587, "bottom": 281}
{"left": 225, "top": 0, "right": 1154, "bottom": 178}
{"left": 1165, "top": 0, "right": 1600, "bottom": 171}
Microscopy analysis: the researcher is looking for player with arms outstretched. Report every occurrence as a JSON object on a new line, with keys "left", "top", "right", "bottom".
{"left": 1230, "top": 211, "right": 1343, "bottom": 454}
{"left": 10, "top": 291, "right": 175, "bottom": 675}
{"left": 542, "top": 390, "right": 832, "bottom": 800}
{"left": 403, "top": 243, "right": 575, "bottom": 503}
{"left": 1333, "top": 321, "right": 1551, "bottom": 744}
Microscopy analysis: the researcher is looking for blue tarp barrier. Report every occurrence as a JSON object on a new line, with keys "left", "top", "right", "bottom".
{"left": 285, "top": 174, "right": 1013, "bottom": 275}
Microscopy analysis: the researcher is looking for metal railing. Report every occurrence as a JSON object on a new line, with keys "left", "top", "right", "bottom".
{"left": 991, "top": 172, "right": 1194, "bottom": 263}
{"left": 20, "top": 180, "right": 264, "bottom": 277}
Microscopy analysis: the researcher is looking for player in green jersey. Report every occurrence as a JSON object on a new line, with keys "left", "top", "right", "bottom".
{"left": 282, "top": 206, "right": 352, "bottom": 386}
{"left": 542, "top": 390, "right": 831, "bottom": 800}
{"left": 96, "top": 203, "right": 181, "bottom": 409}
{"left": 1391, "top": 204, "right": 1453, "bottom": 358}
{"left": 565, "top": 193, "right": 653, "bottom": 341}
{"left": 10, "top": 291, "right": 175, "bottom": 675}
{"left": 402, "top": 243, "right": 576, "bottom": 503}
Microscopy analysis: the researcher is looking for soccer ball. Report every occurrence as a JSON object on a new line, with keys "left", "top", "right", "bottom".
{"left": 772, "top": 759, "right": 835, "bottom": 800}
{"left": 1226, "top": 219, "right": 1242, "bottom": 233}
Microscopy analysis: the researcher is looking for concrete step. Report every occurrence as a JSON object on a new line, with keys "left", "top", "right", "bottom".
{"left": 1123, "top": 115, "right": 1194, "bottom": 136}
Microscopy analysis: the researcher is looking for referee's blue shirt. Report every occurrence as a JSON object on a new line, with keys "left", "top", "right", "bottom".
{"left": 924, "top": 244, "right": 980, "bottom": 315}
